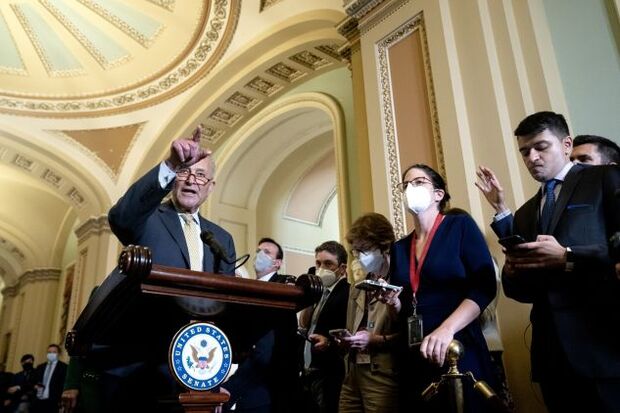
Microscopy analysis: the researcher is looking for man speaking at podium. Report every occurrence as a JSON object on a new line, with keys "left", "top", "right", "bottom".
{"left": 104, "top": 125, "right": 236, "bottom": 411}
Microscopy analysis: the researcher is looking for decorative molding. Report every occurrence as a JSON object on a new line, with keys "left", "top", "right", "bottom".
{"left": 200, "top": 126, "right": 225, "bottom": 143}
{"left": 209, "top": 108, "right": 241, "bottom": 126}
{"left": 41, "top": 169, "right": 63, "bottom": 188}
{"left": 226, "top": 92, "right": 260, "bottom": 111}
{"left": 40, "top": 0, "right": 131, "bottom": 70}
{"left": 245, "top": 76, "right": 282, "bottom": 96}
{"left": 314, "top": 44, "right": 341, "bottom": 60}
{"left": 74, "top": 215, "right": 111, "bottom": 244}
{"left": 260, "top": 0, "right": 284, "bottom": 12}
{"left": 2, "top": 268, "right": 61, "bottom": 297}
{"left": 77, "top": 0, "right": 164, "bottom": 48}
{"left": 266, "top": 62, "right": 304, "bottom": 82}
{"left": 344, "top": 0, "right": 387, "bottom": 20}
{"left": 147, "top": 0, "right": 176, "bottom": 11}
{"left": 0, "top": 237, "right": 26, "bottom": 263}
{"left": 376, "top": 13, "right": 445, "bottom": 238}
{"left": 289, "top": 51, "right": 331, "bottom": 70}
{"left": 67, "top": 188, "right": 86, "bottom": 209}
{"left": 11, "top": 4, "right": 84, "bottom": 77}
{"left": 1, "top": 286, "right": 17, "bottom": 298}
{"left": 336, "top": 17, "right": 360, "bottom": 67}
{"left": 12, "top": 154, "right": 35, "bottom": 172}
{"left": 0, "top": 0, "right": 241, "bottom": 117}
{"left": 52, "top": 122, "right": 145, "bottom": 181}
{"left": 0, "top": 13, "right": 27, "bottom": 76}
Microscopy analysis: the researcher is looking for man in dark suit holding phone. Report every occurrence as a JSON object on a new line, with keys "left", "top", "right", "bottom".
{"left": 499, "top": 112, "right": 620, "bottom": 412}
{"left": 300, "top": 241, "right": 349, "bottom": 413}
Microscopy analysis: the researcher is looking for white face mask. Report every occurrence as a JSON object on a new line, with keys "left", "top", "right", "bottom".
{"left": 254, "top": 250, "right": 274, "bottom": 273}
{"left": 405, "top": 184, "right": 433, "bottom": 214}
{"left": 47, "top": 352, "right": 58, "bottom": 363}
{"left": 358, "top": 249, "right": 383, "bottom": 275}
{"left": 316, "top": 267, "right": 337, "bottom": 288}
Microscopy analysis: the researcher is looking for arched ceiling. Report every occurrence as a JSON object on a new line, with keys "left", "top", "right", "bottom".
{"left": 0, "top": 0, "right": 349, "bottom": 285}
{"left": 0, "top": 0, "right": 237, "bottom": 116}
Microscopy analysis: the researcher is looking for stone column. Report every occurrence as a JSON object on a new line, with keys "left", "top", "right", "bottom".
{"left": 0, "top": 269, "right": 60, "bottom": 371}
{"left": 69, "top": 215, "right": 119, "bottom": 329}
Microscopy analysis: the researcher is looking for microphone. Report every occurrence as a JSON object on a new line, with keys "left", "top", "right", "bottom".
{"left": 200, "top": 230, "right": 249, "bottom": 269}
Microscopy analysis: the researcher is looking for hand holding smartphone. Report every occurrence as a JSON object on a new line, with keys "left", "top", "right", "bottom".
{"left": 498, "top": 235, "right": 526, "bottom": 249}
{"left": 329, "top": 329, "right": 352, "bottom": 339}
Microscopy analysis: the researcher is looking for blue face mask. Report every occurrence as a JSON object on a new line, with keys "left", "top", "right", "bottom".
{"left": 47, "top": 352, "right": 58, "bottom": 363}
{"left": 254, "top": 250, "right": 274, "bottom": 273}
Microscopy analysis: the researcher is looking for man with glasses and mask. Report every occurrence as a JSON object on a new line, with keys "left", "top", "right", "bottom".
{"left": 298, "top": 241, "right": 349, "bottom": 413}
{"left": 221, "top": 237, "right": 301, "bottom": 413}
{"left": 102, "top": 125, "right": 236, "bottom": 412}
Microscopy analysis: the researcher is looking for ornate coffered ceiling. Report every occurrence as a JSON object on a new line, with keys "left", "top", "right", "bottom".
{"left": 0, "top": 0, "right": 239, "bottom": 116}
{"left": 0, "top": 0, "right": 349, "bottom": 286}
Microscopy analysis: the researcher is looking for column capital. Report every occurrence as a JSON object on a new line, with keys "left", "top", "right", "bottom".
{"left": 2, "top": 267, "right": 61, "bottom": 297}
{"left": 343, "top": 0, "right": 388, "bottom": 20}
{"left": 75, "top": 215, "right": 111, "bottom": 244}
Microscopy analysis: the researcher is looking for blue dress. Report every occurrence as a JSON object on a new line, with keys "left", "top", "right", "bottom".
{"left": 390, "top": 213, "right": 498, "bottom": 413}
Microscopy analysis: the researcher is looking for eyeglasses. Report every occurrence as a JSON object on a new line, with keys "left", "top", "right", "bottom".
{"left": 176, "top": 168, "right": 212, "bottom": 186}
{"left": 396, "top": 177, "right": 433, "bottom": 192}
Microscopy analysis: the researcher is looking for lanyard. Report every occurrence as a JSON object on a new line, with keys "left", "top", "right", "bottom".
{"left": 409, "top": 213, "right": 444, "bottom": 312}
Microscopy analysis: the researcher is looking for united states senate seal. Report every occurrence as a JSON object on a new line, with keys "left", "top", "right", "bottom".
{"left": 169, "top": 322, "right": 232, "bottom": 391}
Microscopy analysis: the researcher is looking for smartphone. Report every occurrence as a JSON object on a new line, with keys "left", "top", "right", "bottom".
{"left": 498, "top": 235, "right": 526, "bottom": 249}
{"left": 328, "top": 329, "right": 352, "bottom": 339}
{"left": 355, "top": 279, "right": 403, "bottom": 293}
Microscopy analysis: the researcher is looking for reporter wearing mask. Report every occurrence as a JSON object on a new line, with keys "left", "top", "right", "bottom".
{"left": 338, "top": 213, "right": 400, "bottom": 413}
{"left": 388, "top": 164, "right": 497, "bottom": 413}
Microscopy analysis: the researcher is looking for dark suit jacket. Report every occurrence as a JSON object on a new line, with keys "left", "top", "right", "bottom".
{"left": 97, "top": 164, "right": 237, "bottom": 411}
{"left": 35, "top": 361, "right": 67, "bottom": 405}
{"left": 503, "top": 164, "right": 620, "bottom": 379}
{"left": 224, "top": 273, "right": 302, "bottom": 412}
{"left": 108, "top": 164, "right": 235, "bottom": 274}
{"left": 309, "top": 277, "right": 349, "bottom": 374}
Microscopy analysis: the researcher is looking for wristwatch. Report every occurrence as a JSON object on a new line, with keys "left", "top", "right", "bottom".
{"left": 565, "top": 246, "right": 575, "bottom": 272}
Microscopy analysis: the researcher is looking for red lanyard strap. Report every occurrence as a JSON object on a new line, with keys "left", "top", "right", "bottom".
{"left": 409, "top": 213, "right": 444, "bottom": 297}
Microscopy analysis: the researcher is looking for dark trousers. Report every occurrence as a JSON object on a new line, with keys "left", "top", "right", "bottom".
{"left": 302, "top": 369, "right": 343, "bottom": 413}
{"left": 539, "top": 372, "right": 620, "bottom": 413}
{"left": 31, "top": 399, "right": 58, "bottom": 413}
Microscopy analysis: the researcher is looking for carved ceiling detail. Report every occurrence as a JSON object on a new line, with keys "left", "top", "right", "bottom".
{"left": 0, "top": 145, "right": 88, "bottom": 209}
{"left": 0, "top": 237, "right": 26, "bottom": 263}
{"left": 198, "top": 44, "right": 345, "bottom": 145}
{"left": 0, "top": 0, "right": 241, "bottom": 117}
{"left": 259, "top": 0, "right": 284, "bottom": 12}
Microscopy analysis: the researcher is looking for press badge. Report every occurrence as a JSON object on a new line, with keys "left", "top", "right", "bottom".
{"left": 407, "top": 314, "right": 423, "bottom": 348}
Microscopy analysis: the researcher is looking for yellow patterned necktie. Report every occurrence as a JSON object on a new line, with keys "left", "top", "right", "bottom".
{"left": 180, "top": 213, "right": 202, "bottom": 271}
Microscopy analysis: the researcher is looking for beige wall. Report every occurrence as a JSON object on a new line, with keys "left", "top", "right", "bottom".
{"left": 342, "top": 0, "right": 586, "bottom": 411}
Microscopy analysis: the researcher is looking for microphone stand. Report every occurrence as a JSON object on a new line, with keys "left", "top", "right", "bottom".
{"left": 421, "top": 340, "right": 511, "bottom": 413}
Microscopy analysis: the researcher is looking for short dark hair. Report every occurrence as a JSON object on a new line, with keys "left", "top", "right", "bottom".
{"left": 47, "top": 344, "right": 61, "bottom": 354}
{"left": 20, "top": 354, "right": 34, "bottom": 363}
{"left": 258, "top": 237, "right": 283, "bottom": 260}
{"left": 315, "top": 241, "right": 348, "bottom": 266}
{"left": 346, "top": 213, "right": 395, "bottom": 253}
{"left": 514, "top": 111, "right": 570, "bottom": 139}
{"left": 401, "top": 164, "right": 451, "bottom": 212}
{"left": 574, "top": 135, "right": 620, "bottom": 164}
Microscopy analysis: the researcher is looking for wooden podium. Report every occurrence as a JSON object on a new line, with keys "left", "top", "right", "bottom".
{"left": 66, "top": 245, "right": 323, "bottom": 413}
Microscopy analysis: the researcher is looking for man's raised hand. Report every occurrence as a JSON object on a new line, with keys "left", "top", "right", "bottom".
{"left": 166, "top": 124, "right": 212, "bottom": 170}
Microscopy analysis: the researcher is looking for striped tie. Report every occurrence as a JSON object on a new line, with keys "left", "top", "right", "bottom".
{"left": 180, "top": 213, "right": 202, "bottom": 271}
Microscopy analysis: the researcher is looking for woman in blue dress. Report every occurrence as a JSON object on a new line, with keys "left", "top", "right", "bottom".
{"left": 386, "top": 164, "right": 499, "bottom": 413}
